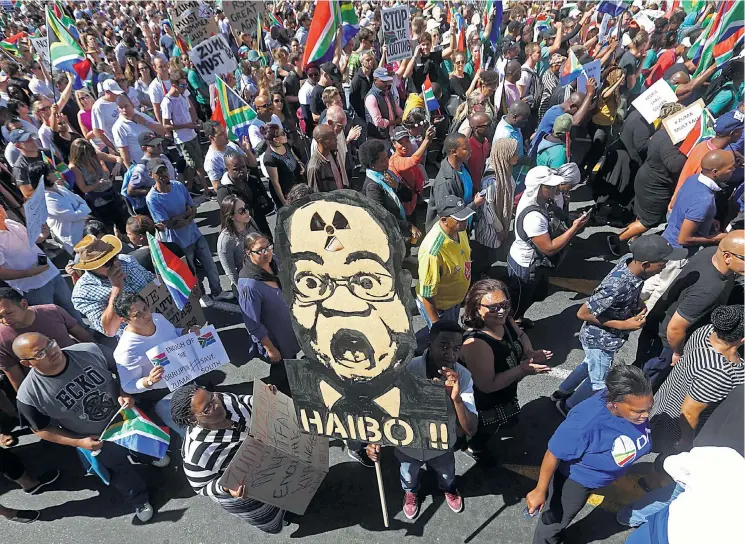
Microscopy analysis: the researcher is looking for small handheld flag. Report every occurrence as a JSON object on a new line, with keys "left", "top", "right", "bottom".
{"left": 147, "top": 232, "right": 197, "bottom": 310}
{"left": 211, "top": 76, "right": 257, "bottom": 143}
{"left": 99, "top": 406, "right": 170, "bottom": 460}
{"left": 422, "top": 75, "right": 440, "bottom": 112}
{"left": 560, "top": 49, "right": 583, "bottom": 85}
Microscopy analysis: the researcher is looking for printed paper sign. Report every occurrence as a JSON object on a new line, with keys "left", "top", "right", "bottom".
{"left": 138, "top": 281, "right": 205, "bottom": 331}
{"left": 222, "top": 0, "right": 265, "bottom": 38}
{"left": 663, "top": 99, "right": 706, "bottom": 144}
{"left": 219, "top": 381, "right": 329, "bottom": 515}
{"left": 170, "top": 0, "right": 219, "bottom": 46}
{"left": 633, "top": 11, "right": 655, "bottom": 33}
{"left": 23, "top": 179, "right": 47, "bottom": 249}
{"left": 30, "top": 37, "right": 50, "bottom": 72}
{"left": 577, "top": 59, "right": 602, "bottom": 93}
{"left": 632, "top": 79, "right": 678, "bottom": 124}
{"left": 146, "top": 325, "right": 229, "bottom": 391}
{"left": 188, "top": 34, "right": 237, "bottom": 84}
{"left": 381, "top": 5, "right": 412, "bottom": 62}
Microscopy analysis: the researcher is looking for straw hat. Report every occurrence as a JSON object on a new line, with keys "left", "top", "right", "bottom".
{"left": 72, "top": 234, "right": 123, "bottom": 271}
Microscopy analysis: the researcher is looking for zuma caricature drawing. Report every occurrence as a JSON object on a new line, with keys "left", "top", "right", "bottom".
{"left": 276, "top": 190, "right": 451, "bottom": 450}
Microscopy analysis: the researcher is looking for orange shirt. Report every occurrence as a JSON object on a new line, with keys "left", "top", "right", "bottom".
{"left": 389, "top": 153, "right": 425, "bottom": 216}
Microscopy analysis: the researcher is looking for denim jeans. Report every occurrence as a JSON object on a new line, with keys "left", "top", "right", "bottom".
{"left": 394, "top": 449, "right": 456, "bottom": 493}
{"left": 183, "top": 235, "right": 222, "bottom": 296}
{"left": 153, "top": 394, "right": 185, "bottom": 438}
{"left": 24, "top": 273, "right": 84, "bottom": 324}
{"left": 557, "top": 363, "right": 589, "bottom": 395}
{"left": 617, "top": 483, "right": 683, "bottom": 528}
{"left": 95, "top": 442, "right": 149, "bottom": 508}
{"left": 415, "top": 299, "right": 461, "bottom": 329}
{"left": 624, "top": 505, "right": 670, "bottom": 544}
{"left": 565, "top": 347, "right": 615, "bottom": 409}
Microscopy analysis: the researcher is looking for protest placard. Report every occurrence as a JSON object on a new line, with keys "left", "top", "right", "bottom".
{"left": 598, "top": 13, "right": 612, "bottom": 41}
{"left": 145, "top": 325, "right": 229, "bottom": 391}
{"left": 381, "top": 5, "right": 411, "bottom": 62}
{"left": 219, "top": 380, "right": 329, "bottom": 515}
{"left": 632, "top": 79, "right": 678, "bottom": 124}
{"left": 222, "top": 0, "right": 265, "bottom": 38}
{"left": 138, "top": 281, "right": 205, "bottom": 331}
{"left": 30, "top": 36, "right": 50, "bottom": 72}
{"left": 577, "top": 59, "right": 602, "bottom": 93}
{"left": 188, "top": 34, "right": 237, "bottom": 84}
{"left": 633, "top": 10, "right": 655, "bottom": 32}
{"left": 170, "top": 0, "right": 218, "bottom": 46}
{"left": 663, "top": 99, "right": 705, "bottom": 144}
{"left": 23, "top": 179, "right": 47, "bottom": 249}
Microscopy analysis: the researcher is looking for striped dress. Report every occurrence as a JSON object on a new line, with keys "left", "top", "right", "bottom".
{"left": 650, "top": 325, "right": 745, "bottom": 452}
{"left": 181, "top": 393, "right": 285, "bottom": 534}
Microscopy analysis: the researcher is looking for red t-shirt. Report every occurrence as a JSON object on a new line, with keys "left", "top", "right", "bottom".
{"left": 645, "top": 49, "right": 676, "bottom": 88}
{"left": 467, "top": 136, "right": 491, "bottom": 190}
{"left": 0, "top": 305, "right": 78, "bottom": 370}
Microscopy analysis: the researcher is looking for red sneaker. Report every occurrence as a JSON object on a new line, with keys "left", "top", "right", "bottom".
{"left": 445, "top": 490, "right": 464, "bottom": 513}
{"left": 402, "top": 491, "right": 419, "bottom": 519}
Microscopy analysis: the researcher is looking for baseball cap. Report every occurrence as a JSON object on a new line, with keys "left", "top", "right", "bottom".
{"left": 146, "top": 157, "right": 168, "bottom": 175}
{"left": 391, "top": 126, "right": 410, "bottom": 141}
{"left": 525, "top": 166, "right": 565, "bottom": 188}
{"left": 8, "top": 128, "right": 32, "bottom": 143}
{"left": 436, "top": 195, "right": 476, "bottom": 221}
{"left": 373, "top": 67, "right": 393, "bottom": 82}
{"left": 102, "top": 79, "right": 124, "bottom": 95}
{"left": 320, "top": 61, "right": 342, "bottom": 83}
{"left": 714, "top": 110, "right": 745, "bottom": 135}
{"left": 681, "top": 37, "right": 692, "bottom": 48}
{"left": 138, "top": 131, "right": 165, "bottom": 147}
{"left": 246, "top": 50, "right": 260, "bottom": 62}
{"left": 629, "top": 234, "right": 687, "bottom": 262}
{"left": 552, "top": 114, "right": 573, "bottom": 137}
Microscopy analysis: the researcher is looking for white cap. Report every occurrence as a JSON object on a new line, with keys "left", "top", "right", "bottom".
{"left": 102, "top": 79, "right": 124, "bottom": 95}
{"left": 525, "top": 166, "right": 565, "bottom": 188}
{"left": 426, "top": 19, "right": 439, "bottom": 33}
{"left": 681, "top": 37, "right": 692, "bottom": 48}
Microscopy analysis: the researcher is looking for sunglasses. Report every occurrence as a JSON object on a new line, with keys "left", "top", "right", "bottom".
{"left": 234, "top": 206, "right": 248, "bottom": 215}
{"left": 307, "top": 71, "right": 320, "bottom": 78}
{"left": 256, "top": 103, "right": 272, "bottom": 109}
{"left": 273, "top": 98, "right": 283, "bottom": 103}
{"left": 250, "top": 244, "right": 273, "bottom": 255}
{"left": 481, "top": 301, "right": 511, "bottom": 313}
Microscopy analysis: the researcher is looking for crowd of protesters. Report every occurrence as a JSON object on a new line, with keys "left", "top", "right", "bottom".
{"left": 0, "top": 1, "right": 742, "bottom": 543}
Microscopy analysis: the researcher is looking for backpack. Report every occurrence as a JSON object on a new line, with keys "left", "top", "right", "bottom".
{"left": 515, "top": 203, "right": 568, "bottom": 269}
{"left": 520, "top": 66, "right": 543, "bottom": 113}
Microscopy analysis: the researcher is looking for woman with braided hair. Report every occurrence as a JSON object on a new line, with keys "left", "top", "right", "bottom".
{"left": 171, "top": 383, "right": 287, "bottom": 533}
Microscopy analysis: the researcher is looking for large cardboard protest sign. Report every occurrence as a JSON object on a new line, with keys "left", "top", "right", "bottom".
{"left": 577, "top": 59, "right": 602, "bottom": 93}
{"left": 189, "top": 34, "right": 237, "bottom": 84}
{"left": 222, "top": 0, "right": 265, "bottom": 38}
{"left": 138, "top": 281, "right": 205, "bottom": 331}
{"left": 145, "top": 325, "right": 229, "bottom": 391}
{"left": 632, "top": 79, "right": 678, "bottom": 124}
{"left": 30, "top": 36, "right": 50, "bottom": 72}
{"left": 274, "top": 191, "right": 453, "bottom": 451}
{"left": 23, "top": 179, "right": 47, "bottom": 249}
{"left": 219, "top": 381, "right": 329, "bottom": 515}
{"left": 662, "top": 99, "right": 705, "bottom": 145}
{"left": 170, "top": 0, "right": 218, "bottom": 46}
{"left": 381, "top": 5, "right": 412, "bottom": 62}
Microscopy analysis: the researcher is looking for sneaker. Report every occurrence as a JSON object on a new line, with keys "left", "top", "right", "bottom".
{"left": 215, "top": 291, "right": 235, "bottom": 301}
{"left": 25, "top": 469, "right": 60, "bottom": 495}
{"left": 402, "top": 491, "right": 419, "bottom": 520}
{"left": 549, "top": 390, "right": 572, "bottom": 403}
{"left": 347, "top": 447, "right": 375, "bottom": 468}
{"left": 10, "top": 509, "right": 40, "bottom": 523}
{"left": 607, "top": 234, "right": 622, "bottom": 257}
{"left": 445, "top": 490, "right": 464, "bottom": 513}
{"left": 555, "top": 399, "right": 570, "bottom": 418}
{"left": 199, "top": 295, "right": 214, "bottom": 308}
{"left": 134, "top": 502, "right": 154, "bottom": 523}
{"left": 151, "top": 454, "right": 170, "bottom": 468}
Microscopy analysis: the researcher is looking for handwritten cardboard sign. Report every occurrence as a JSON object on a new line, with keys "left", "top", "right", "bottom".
{"left": 23, "top": 178, "right": 47, "bottom": 248}
{"left": 222, "top": 0, "right": 265, "bottom": 38}
{"left": 170, "top": 0, "right": 218, "bottom": 46}
{"left": 381, "top": 5, "right": 412, "bottom": 62}
{"left": 577, "top": 59, "right": 602, "bottom": 93}
{"left": 30, "top": 36, "right": 50, "bottom": 72}
{"left": 145, "top": 325, "right": 229, "bottom": 391}
{"left": 188, "top": 34, "right": 237, "bottom": 84}
{"left": 632, "top": 79, "right": 678, "bottom": 124}
{"left": 219, "top": 381, "right": 329, "bottom": 515}
{"left": 662, "top": 99, "right": 705, "bottom": 145}
{"left": 138, "top": 281, "right": 205, "bottom": 331}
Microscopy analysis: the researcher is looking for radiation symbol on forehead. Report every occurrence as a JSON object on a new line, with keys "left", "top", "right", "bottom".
{"left": 311, "top": 210, "right": 350, "bottom": 252}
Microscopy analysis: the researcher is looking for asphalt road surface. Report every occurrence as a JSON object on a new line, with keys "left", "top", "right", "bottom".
{"left": 1, "top": 187, "right": 656, "bottom": 544}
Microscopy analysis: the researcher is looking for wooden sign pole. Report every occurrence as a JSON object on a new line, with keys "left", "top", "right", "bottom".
{"left": 374, "top": 459, "right": 389, "bottom": 528}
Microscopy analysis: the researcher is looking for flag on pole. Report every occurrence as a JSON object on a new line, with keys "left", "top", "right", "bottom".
{"left": 47, "top": 7, "right": 91, "bottom": 90}
{"left": 99, "top": 407, "right": 170, "bottom": 460}
{"left": 422, "top": 75, "right": 440, "bottom": 112}
{"left": 340, "top": 1, "right": 360, "bottom": 49}
{"left": 484, "top": 0, "right": 503, "bottom": 45}
{"left": 147, "top": 232, "right": 197, "bottom": 310}
{"left": 689, "top": 0, "right": 744, "bottom": 76}
{"left": 53, "top": 0, "right": 80, "bottom": 41}
{"left": 302, "top": 0, "right": 339, "bottom": 68}
{"left": 560, "top": 49, "right": 583, "bottom": 84}
{"left": 679, "top": 108, "right": 715, "bottom": 156}
{"left": 211, "top": 76, "right": 257, "bottom": 143}
{"left": 0, "top": 32, "right": 27, "bottom": 57}
{"left": 597, "top": 1, "right": 628, "bottom": 17}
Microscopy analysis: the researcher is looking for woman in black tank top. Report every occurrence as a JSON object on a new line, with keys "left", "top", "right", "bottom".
{"left": 460, "top": 279, "right": 553, "bottom": 460}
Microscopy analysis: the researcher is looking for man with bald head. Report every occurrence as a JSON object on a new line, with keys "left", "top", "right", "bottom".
{"left": 13, "top": 332, "right": 159, "bottom": 522}
{"left": 247, "top": 94, "right": 281, "bottom": 152}
{"left": 636, "top": 230, "right": 745, "bottom": 390}
{"left": 307, "top": 124, "right": 347, "bottom": 193}
{"left": 310, "top": 105, "right": 362, "bottom": 181}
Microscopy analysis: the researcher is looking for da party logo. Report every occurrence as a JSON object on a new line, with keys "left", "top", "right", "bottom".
{"left": 197, "top": 331, "right": 216, "bottom": 349}
{"left": 611, "top": 435, "right": 637, "bottom": 467}
{"left": 151, "top": 353, "right": 170, "bottom": 367}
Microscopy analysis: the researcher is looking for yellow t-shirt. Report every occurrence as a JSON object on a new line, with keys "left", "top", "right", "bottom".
{"left": 417, "top": 222, "right": 472, "bottom": 311}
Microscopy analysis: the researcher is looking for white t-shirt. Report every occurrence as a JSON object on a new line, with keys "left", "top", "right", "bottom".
{"left": 0, "top": 219, "right": 60, "bottom": 293}
{"left": 204, "top": 142, "right": 245, "bottom": 183}
{"left": 299, "top": 80, "right": 315, "bottom": 105}
{"left": 148, "top": 78, "right": 170, "bottom": 121}
{"left": 114, "top": 313, "right": 181, "bottom": 394}
{"left": 38, "top": 124, "right": 55, "bottom": 155}
{"left": 112, "top": 112, "right": 156, "bottom": 163}
{"left": 91, "top": 97, "right": 120, "bottom": 144}
{"left": 126, "top": 87, "right": 141, "bottom": 109}
{"left": 161, "top": 93, "right": 196, "bottom": 144}
{"left": 509, "top": 208, "right": 548, "bottom": 268}
{"left": 29, "top": 76, "right": 54, "bottom": 99}
{"left": 248, "top": 114, "right": 281, "bottom": 151}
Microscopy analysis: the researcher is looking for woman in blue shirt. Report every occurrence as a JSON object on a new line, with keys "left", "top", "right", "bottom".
{"left": 526, "top": 365, "right": 653, "bottom": 544}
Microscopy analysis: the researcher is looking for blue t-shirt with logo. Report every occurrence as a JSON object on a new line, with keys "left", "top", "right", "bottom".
{"left": 548, "top": 391, "right": 652, "bottom": 489}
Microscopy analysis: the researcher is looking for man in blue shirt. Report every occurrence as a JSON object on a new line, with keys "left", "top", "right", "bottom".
{"left": 145, "top": 159, "right": 226, "bottom": 307}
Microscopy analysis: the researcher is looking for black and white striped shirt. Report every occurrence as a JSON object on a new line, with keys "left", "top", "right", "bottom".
{"left": 181, "top": 393, "right": 252, "bottom": 499}
{"left": 651, "top": 325, "right": 745, "bottom": 448}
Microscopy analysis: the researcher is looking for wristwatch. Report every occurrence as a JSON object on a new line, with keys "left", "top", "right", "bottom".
{"left": 146, "top": 378, "right": 154, "bottom": 388}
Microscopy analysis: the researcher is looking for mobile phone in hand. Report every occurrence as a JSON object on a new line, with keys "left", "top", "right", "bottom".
{"left": 37, "top": 255, "right": 48, "bottom": 266}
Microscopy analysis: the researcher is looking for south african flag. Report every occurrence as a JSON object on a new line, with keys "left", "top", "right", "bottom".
{"left": 211, "top": 75, "right": 256, "bottom": 143}
{"left": 100, "top": 407, "right": 170, "bottom": 460}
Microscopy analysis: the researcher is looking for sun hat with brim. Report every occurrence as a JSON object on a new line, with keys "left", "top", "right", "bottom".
{"left": 525, "top": 165, "right": 565, "bottom": 188}
{"left": 72, "top": 234, "right": 123, "bottom": 271}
